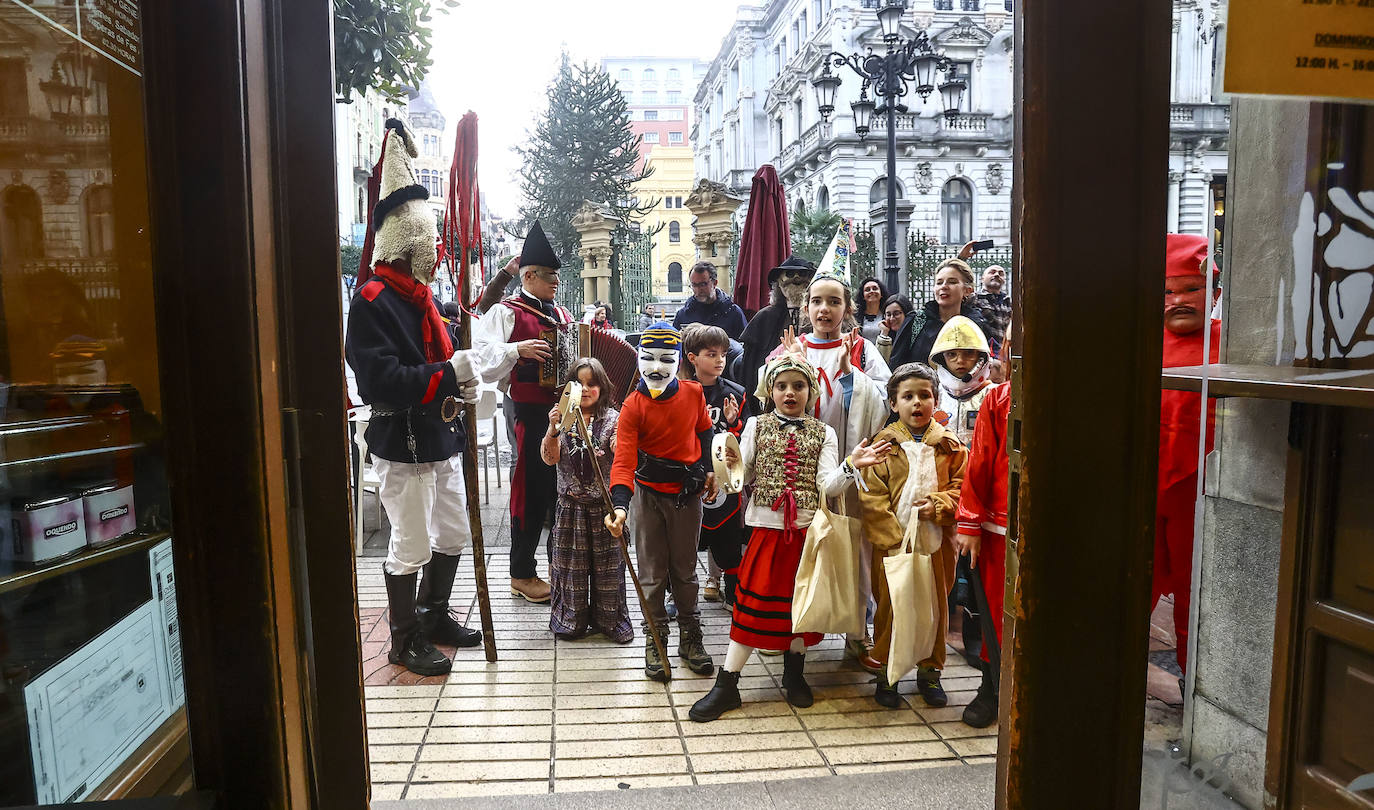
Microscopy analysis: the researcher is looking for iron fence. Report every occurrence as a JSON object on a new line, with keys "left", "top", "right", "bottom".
{"left": 612, "top": 226, "right": 653, "bottom": 332}
{"left": 850, "top": 223, "right": 1013, "bottom": 306}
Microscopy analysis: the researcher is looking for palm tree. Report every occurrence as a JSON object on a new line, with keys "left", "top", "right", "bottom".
{"left": 789, "top": 204, "right": 844, "bottom": 265}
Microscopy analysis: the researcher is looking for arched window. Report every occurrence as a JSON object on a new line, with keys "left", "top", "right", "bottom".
{"left": 668, "top": 68, "right": 680, "bottom": 81}
{"left": 1, "top": 185, "right": 44, "bottom": 260}
{"left": 668, "top": 221, "right": 681, "bottom": 242}
{"left": 941, "top": 178, "right": 973, "bottom": 244}
{"left": 643, "top": 68, "right": 656, "bottom": 82}
{"left": 82, "top": 184, "right": 115, "bottom": 257}
{"left": 668, "top": 261, "right": 683, "bottom": 292}
{"left": 869, "top": 177, "right": 903, "bottom": 205}
{"left": 357, "top": 188, "right": 365, "bottom": 223}
{"left": 618, "top": 68, "right": 630, "bottom": 81}
{"left": 816, "top": 185, "right": 829, "bottom": 211}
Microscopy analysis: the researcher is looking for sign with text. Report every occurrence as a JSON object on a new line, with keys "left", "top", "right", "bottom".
{"left": 1226, "top": 0, "right": 1374, "bottom": 100}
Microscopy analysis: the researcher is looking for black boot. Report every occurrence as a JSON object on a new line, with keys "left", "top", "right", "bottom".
{"left": 385, "top": 572, "right": 451, "bottom": 676}
{"left": 417, "top": 552, "right": 482, "bottom": 648}
{"left": 723, "top": 574, "right": 739, "bottom": 609}
{"left": 961, "top": 670, "right": 999, "bottom": 728}
{"left": 678, "top": 619, "right": 715, "bottom": 676}
{"left": 782, "top": 651, "right": 813, "bottom": 708}
{"left": 689, "top": 669, "right": 742, "bottom": 722}
{"left": 874, "top": 674, "right": 902, "bottom": 708}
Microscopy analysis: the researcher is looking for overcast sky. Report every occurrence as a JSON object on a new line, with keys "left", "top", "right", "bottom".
{"left": 426, "top": 0, "right": 744, "bottom": 218}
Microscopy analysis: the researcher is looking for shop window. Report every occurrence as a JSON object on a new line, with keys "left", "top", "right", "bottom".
{"left": 941, "top": 178, "right": 973, "bottom": 244}
{"left": 83, "top": 184, "right": 115, "bottom": 257}
{"left": 669, "top": 221, "right": 681, "bottom": 242}
{"left": 668, "top": 261, "right": 683, "bottom": 292}
{"left": 2, "top": 184, "right": 44, "bottom": 260}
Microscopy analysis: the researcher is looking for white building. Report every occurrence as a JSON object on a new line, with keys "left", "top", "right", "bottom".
{"left": 692, "top": 0, "right": 1229, "bottom": 249}
{"left": 407, "top": 80, "right": 449, "bottom": 224}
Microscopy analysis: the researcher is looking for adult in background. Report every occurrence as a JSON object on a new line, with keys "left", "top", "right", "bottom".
{"left": 637, "top": 303, "right": 658, "bottom": 332}
{"left": 888, "top": 258, "right": 997, "bottom": 369}
{"left": 874, "top": 294, "right": 913, "bottom": 362}
{"left": 736, "top": 255, "right": 816, "bottom": 396}
{"left": 975, "top": 265, "right": 1011, "bottom": 347}
{"left": 855, "top": 276, "right": 891, "bottom": 344}
{"left": 473, "top": 221, "right": 573, "bottom": 604}
{"left": 1156, "top": 234, "right": 1220, "bottom": 675}
{"left": 674, "top": 261, "right": 747, "bottom": 339}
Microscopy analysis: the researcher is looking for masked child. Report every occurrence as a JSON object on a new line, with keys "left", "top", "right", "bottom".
{"left": 928, "top": 315, "right": 994, "bottom": 445}
{"left": 541, "top": 358, "right": 632, "bottom": 643}
{"left": 605, "top": 323, "right": 716, "bottom": 682}
{"left": 689, "top": 355, "right": 889, "bottom": 722}
{"left": 682, "top": 325, "right": 750, "bottom": 606}
{"left": 859, "top": 363, "right": 967, "bottom": 708}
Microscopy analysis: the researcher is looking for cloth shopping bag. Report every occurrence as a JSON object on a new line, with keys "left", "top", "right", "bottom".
{"left": 792, "top": 499, "right": 864, "bottom": 636}
{"left": 884, "top": 437, "right": 942, "bottom": 684}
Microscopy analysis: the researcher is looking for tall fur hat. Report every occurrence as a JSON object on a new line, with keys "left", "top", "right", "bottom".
{"left": 372, "top": 118, "right": 439, "bottom": 282}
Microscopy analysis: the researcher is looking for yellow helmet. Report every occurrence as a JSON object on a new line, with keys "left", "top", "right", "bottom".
{"left": 929, "top": 315, "right": 991, "bottom": 367}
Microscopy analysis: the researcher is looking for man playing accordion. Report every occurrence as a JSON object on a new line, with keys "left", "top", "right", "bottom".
{"left": 474, "top": 221, "right": 573, "bottom": 603}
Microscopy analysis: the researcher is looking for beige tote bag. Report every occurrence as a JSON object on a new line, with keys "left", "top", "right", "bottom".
{"left": 884, "top": 440, "right": 942, "bottom": 684}
{"left": 792, "top": 499, "right": 864, "bottom": 637}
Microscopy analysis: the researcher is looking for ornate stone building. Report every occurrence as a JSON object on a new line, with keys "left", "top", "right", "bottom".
{"left": 630, "top": 146, "right": 699, "bottom": 301}
{"left": 332, "top": 89, "right": 409, "bottom": 248}
{"left": 691, "top": 0, "right": 1230, "bottom": 250}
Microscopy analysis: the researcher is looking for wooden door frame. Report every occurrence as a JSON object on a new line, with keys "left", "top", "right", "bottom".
{"left": 1000, "top": 0, "right": 1171, "bottom": 805}
{"left": 141, "top": 0, "right": 367, "bottom": 806}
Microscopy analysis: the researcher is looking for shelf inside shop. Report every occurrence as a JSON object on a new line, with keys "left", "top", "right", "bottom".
{"left": 0, "top": 530, "right": 173, "bottom": 596}
{"left": 1161, "top": 364, "right": 1374, "bottom": 408}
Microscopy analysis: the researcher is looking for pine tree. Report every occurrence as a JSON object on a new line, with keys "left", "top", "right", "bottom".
{"left": 515, "top": 56, "right": 655, "bottom": 265}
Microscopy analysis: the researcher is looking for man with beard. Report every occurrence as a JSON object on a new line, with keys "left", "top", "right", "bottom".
{"left": 974, "top": 265, "right": 1011, "bottom": 346}
{"left": 1156, "top": 233, "right": 1220, "bottom": 675}
{"left": 346, "top": 118, "right": 484, "bottom": 676}
{"left": 737, "top": 255, "right": 816, "bottom": 396}
{"left": 674, "top": 261, "right": 747, "bottom": 338}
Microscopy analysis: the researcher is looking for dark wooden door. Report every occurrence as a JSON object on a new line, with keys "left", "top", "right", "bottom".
{"left": 1270, "top": 405, "right": 1374, "bottom": 808}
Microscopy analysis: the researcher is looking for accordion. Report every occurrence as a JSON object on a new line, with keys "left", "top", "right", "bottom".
{"left": 537, "top": 323, "right": 639, "bottom": 408}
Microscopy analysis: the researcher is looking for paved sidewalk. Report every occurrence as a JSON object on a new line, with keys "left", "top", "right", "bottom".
{"left": 356, "top": 471, "right": 996, "bottom": 800}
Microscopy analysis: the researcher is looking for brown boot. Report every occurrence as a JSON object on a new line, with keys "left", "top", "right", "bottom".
{"left": 510, "top": 576, "right": 551, "bottom": 603}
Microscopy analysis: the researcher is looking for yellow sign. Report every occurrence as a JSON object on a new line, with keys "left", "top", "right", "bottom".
{"left": 1226, "top": 0, "right": 1374, "bottom": 100}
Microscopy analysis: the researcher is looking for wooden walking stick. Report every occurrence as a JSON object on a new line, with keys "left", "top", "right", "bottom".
{"left": 446, "top": 112, "right": 496, "bottom": 662}
{"left": 572, "top": 407, "right": 671, "bottom": 679}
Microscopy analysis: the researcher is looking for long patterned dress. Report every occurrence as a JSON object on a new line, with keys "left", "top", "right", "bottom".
{"left": 549, "top": 408, "right": 633, "bottom": 642}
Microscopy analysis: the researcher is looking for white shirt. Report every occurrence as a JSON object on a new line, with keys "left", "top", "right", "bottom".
{"left": 471, "top": 290, "right": 562, "bottom": 394}
{"left": 737, "top": 413, "right": 854, "bottom": 530}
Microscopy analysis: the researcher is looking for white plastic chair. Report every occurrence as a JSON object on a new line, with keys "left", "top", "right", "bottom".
{"left": 474, "top": 387, "right": 501, "bottom": 504}
{"left": 349, "top": 410, "right": 383, "bottom": 556}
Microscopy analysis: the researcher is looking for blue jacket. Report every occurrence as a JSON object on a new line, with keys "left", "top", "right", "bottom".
{"left": 672, "top": 289, "right": 747, "bottom": 339}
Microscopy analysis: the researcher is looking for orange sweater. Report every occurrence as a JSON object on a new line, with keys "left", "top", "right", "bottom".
{"left": 611, "top": 380, "right": 712, "bottom": 496}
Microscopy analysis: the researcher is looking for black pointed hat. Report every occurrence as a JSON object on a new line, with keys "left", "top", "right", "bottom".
{"left": 520, "top": 220, "right": 561, "bottom": 271}
{"left": 766, "top": 254, "right": 817, "bottom": 285}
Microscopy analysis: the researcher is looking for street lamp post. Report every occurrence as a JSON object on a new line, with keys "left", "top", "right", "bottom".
{"left": 812, "top": 1, "right": 965, "bottom": 293}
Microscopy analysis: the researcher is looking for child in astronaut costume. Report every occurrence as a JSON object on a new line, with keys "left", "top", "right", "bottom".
{"left": 929, "top": 315, "right": 995, "bottom": 445}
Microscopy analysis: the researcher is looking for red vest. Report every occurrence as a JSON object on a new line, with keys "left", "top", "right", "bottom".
{"left": 504, "top": 297, "right": 570, "bottom": 405}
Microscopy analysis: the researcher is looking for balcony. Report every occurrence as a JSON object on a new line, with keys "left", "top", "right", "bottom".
{"left": 725, "top": 168, "right": 755, "bottom": 192}
{"left": 1168, "top": 103, "right": 1231, "bottom": 136}
{"left": 866, "top": 111, "right": 1009, "bottom": 143}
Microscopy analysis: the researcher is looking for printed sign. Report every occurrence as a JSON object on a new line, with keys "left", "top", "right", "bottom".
{"left": 1226, "top": 0, "right": 1374, "bottom": 100}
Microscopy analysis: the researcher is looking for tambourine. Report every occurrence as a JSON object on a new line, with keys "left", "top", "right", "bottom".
{"left": 711, "top": 432, "right": 744, "bottom": 494}
{"left": 556, "top": 381, "right": 583, "bottom": 434}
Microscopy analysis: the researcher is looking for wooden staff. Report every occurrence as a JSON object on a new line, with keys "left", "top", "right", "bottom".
{"left": 572, "top": 407, "right": 671, "bottom": 679}
{"left": 460, "top": 256, "right": 498, "bottom": 663}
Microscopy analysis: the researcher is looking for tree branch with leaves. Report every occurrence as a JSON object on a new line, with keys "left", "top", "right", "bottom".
{"left": 334, "top": 0, "right": 458, "bottom": 102}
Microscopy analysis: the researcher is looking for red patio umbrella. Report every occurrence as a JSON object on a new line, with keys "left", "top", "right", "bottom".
{"left": 733, "top": 164, "right": 791, "bottom": 318}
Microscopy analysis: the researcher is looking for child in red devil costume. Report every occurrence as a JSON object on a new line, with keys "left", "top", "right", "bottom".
{"left": 1156, "top": 234, "right": 1220, "bottom": 674}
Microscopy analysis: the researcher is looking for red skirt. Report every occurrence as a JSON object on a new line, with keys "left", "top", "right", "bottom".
{"left": 730, "top": 526, "right": 823, "bottom": 651}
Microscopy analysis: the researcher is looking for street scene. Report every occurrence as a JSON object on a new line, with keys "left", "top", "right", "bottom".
{"left": 1, "top": 0, "right": 1371, "bottom": 807}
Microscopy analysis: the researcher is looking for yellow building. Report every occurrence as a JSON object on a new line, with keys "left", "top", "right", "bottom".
{"left": 632, "top": 147, "right": 697, "bottom": 303}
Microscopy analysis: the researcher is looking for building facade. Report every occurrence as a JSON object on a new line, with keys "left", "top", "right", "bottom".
{"left": 407, "top": 80, "right": 449, "bottom": 225}
{"left": 333, "top": 88, "right": 409, "bottom": 248}
{"left": 691, "top": 0, "right": 1228, "bottom": 251}
{"left": 601, "top": 56, "right": 708, "bottom": 169}
{"left": 629, "top": 147, "right": 698, "bottom": 302}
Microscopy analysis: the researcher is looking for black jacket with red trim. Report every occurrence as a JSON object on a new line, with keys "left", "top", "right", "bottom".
{"left": 346, "top": 277, "right": 466, "bottom": 463}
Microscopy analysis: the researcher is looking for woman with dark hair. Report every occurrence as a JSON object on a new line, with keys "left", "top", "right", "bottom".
{"left": 889, "top": 259, "right": 997, "bottom": 368}
{"left": 874, "top": 294, "right": 914, "bottom": 362}
{"left": 856, "top": 276, "right": 890, "bottom": 344}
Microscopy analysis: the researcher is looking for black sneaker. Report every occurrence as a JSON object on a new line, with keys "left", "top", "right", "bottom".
{"left": 916, "top": 668, "right": 947, "bottom": 707}
{"left": 874, "top": 676, "right": 901, "bottom": 708}
{"left": 389, "top": 632, "right": 451, "bottom": 677}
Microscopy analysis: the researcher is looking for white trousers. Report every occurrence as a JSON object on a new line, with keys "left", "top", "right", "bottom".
{"left": 374, "top": 456, "right": 471, "bottom": 576}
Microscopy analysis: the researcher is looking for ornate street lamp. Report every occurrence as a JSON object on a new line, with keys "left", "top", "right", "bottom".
{"left": 810, "top": 0, "right": 965, "bottom": 292}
